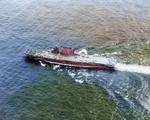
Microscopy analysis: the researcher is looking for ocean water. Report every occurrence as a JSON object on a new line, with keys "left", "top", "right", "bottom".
{"left": 1, "top": 0, "right": 150, "bottom": 119}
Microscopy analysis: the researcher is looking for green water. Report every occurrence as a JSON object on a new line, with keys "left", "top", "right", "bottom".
{"left": 88, "top": 43, "right": 150, "bottom": 66}
{"left": 9, "top": 68, "right": 150, "bottom": 120}
{"left": 10, "top": 70, "right": 117, "bottom": 120}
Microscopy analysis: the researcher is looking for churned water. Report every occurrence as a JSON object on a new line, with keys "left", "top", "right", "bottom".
{"left": 1, "top": 0, "right": 150, "bottom": 119}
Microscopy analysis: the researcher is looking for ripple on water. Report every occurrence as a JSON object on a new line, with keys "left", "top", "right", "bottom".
{"left": 1, "top": 0, "right": 150, "bottom": 119}
{"left": 9, "top": 69, "right": 117, "bottom": 120}
{"left": 51, "top": 65, "right": 150, "bottom": 118}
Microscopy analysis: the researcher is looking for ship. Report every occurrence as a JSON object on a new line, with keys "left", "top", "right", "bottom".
{"left": 23, "top": 46, "right": 117, "bottom": 69}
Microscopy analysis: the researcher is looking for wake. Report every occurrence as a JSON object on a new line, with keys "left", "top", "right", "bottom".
{"left": 115, "top": 63, "right": 150, "bottom": 74}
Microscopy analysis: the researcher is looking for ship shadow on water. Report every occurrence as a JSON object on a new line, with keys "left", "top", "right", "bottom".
{"left": 24, "top": 56, "right": 40, "bottom": 66}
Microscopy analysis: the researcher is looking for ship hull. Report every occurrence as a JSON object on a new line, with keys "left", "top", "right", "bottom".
{"left": 36, "top": 56, "right": 111, "bottom": 69}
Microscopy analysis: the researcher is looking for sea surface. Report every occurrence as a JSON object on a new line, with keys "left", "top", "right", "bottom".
{"left": 1, "top": 0, "right": 150, "bottom": 119}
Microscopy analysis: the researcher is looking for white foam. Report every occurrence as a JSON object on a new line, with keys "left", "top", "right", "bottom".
{"left": 111, "top": 52, "right": 122, "bottom": 55}
{"left": 53, "top": 65, "right": 60, "bottom": 70}
{"left": 139, "top": 98, "right": 150, "bottom": 112}
{"left": 115, "top": 63, "right": 150, "bottom": 74}
{"left": 39, "top": 61, "right": 46, "bottom": 67}
{"left": 69, "top": 72, "right": 76, "bottom": 78}
{"left": 75, "top": 79, "right": 84, "bottom": 83}
{"left": 101, "top": 52, "right": 122, "bottom": 57}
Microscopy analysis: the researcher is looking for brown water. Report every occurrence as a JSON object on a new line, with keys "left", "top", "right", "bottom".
{"left": 23, "top": 0, "right": 150, "bottom": 48}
